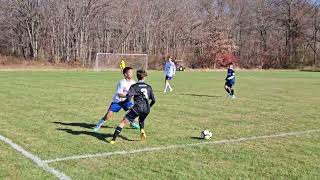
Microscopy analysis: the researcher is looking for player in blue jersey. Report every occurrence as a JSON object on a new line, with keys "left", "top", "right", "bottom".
{"left": 224, "top": 63, "right": 236, "bottom": 99}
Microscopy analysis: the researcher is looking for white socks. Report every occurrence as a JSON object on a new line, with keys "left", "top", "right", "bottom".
{"left": 164, "top": 82, "right": 173, "bottom": 92}
{"left": 95, "top": 118, "right": 105, "bottom": 129}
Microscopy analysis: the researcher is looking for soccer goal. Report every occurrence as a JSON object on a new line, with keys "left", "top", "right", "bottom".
{"left": 94, "top": 53, "right": 148, "bottom": 71}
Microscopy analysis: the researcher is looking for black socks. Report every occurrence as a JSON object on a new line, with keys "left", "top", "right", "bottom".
{"left": 112, "top": 126, "right": 123, "bottom": 141}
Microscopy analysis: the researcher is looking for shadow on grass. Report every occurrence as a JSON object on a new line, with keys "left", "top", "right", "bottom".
{"left": 53, "top": 121, "right": 138, "bottom": 130}
{"left": 153, "top": 90, "right": 164, "bottom": 93}
{"left": 53, "top": 121, "right": 114, "bottom": 129}
{"left": 180, "top": 94, "right": 221, "bottom": 98}
{"left": 190, "top": 137, "right": 204, "bottom": 140}
{"left": 300, "top": 69, "right": 320, "bottom": 72}
{"left": 57, "top": 128, "right": 137, "bottom": 142}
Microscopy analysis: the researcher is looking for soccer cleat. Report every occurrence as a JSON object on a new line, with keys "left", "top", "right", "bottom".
{"left": 140, "top": 129, "right": 147, "bottom": 140}
{"left": 227, "top": 94, "right": 233, "bottom": 99}
{"left": 93, "top": 118, "right": 105, "bottom": 132}
{"left": 130, "top": 123, "right": 140, "bottom": 129}
{"left": 231, "top": 95, "right": 236, "bottom": 99}
{"left": 169, "top": 88, "right": 174, "bottom": 92}
{"left": 110, "top": 140, "right": 115, "bottom": 144}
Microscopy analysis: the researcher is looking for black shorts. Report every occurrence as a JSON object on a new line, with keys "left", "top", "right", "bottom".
{"left": 125, "top": 109, "right": 149, "bottom": 123}
{"left": 225, "top": 82, "right": 234, "bottom": 88}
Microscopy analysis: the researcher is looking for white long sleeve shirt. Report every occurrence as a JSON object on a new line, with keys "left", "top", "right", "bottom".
{"left": 112, "top": 79, "right": 136, "bottom": 103}
{"left": 164, "top": 60, "right": 176, "bottom": 77}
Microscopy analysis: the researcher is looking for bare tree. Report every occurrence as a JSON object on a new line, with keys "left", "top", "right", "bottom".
{"left": 0, "top": 0, "right": 319, "bottom": 68}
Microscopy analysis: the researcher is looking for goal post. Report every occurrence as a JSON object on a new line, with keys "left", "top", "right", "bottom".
{"left": 94, "top": 53, "right": 148, "bottom": 71}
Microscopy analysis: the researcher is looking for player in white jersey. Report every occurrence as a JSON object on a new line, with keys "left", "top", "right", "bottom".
{"left": 164, "top": 56, "right": 176, "bottom": 93}
{"left": 93, "top": 67, "right": 140, "bottom": 132}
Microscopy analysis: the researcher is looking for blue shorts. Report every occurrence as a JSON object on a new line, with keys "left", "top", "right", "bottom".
{"left": 108, "top": 101, "right": 133, "bottom": 112}
{"left": 165, "top": 76, "right": 173, "bottom": 80}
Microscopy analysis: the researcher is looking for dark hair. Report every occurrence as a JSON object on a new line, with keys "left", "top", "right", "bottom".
{"left": 123, "top": 67, "right": 133, "bottom": 75}
{"left": 228, "top": 62, "right": 234, "bottom": 66}
{"left": 136, "top": 69, "right": 148, "bottom": 80}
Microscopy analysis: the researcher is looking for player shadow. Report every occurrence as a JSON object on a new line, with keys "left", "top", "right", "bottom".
{"left": 56, "top": 128, "right": 137, "bottom": 142}
{"left": 153, "top": 90, "right": 164, "bottom": 93}
{"left": 190, "top": 137, "right": 204, "bottom": 140}
{"left": 53, "top": 121, "right": 114, "bottom": 130}
{"left": 180, "top": 93, "right": 221, "bottom": 98}
{"left": 300, "top": 69, "right": 320, "bottom": 72}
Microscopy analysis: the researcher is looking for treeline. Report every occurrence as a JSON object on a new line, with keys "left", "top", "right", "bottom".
{"left": 0, "top": 0, "right": 319, "bottom": 69}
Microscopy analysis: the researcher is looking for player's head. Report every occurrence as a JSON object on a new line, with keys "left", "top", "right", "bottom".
{"left": 123, "top": 67, "right": 133, "bottom": 79}
{"left": 228, "top": 62, "right": 234, "bottom": 69}
{"left": 168, "top": 56, "right": 172, "bottom": 61}
{"left": 137, "top": 69, "right": 148, "bottom": 81}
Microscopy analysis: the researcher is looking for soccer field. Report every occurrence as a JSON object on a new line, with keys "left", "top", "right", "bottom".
{"left": 0, "top": 70, "right": 319, "bottom": 179}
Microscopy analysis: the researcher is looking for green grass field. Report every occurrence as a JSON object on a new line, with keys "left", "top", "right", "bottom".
{"left": 0, "top": 70, "right": 320, "bottom": 179}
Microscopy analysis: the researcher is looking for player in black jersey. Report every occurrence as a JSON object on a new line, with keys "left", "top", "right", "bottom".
{"left": 110, "top": 69, "right": 156, "bottom": 144}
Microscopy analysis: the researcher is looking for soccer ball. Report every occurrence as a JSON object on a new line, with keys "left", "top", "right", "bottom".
{"left": 200, "top": 130, "right": 213, "bottom": 140}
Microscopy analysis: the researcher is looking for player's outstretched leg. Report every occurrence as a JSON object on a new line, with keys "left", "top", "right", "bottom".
{"left": 94, "top": 111, "right": 112, "bottom": 132}
{"left": 94, "top": 114, "right": 139, "bottom": 131}
{"left": 130, "top": 120, "right": 140, "bottom": 129}
{"left": 224, "top": 85, "right": 231, "bottom": 98}
{"left": 110, "top": 118, "right": 130, "bottom": 144}
{"left": 230, "top": 87, "right": 236, "bottom": 99}
{"left": 224, "top": 85, "right": 230, "bottom": 94}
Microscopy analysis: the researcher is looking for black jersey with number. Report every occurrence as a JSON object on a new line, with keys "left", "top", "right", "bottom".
{"left": 126, "top": 81, "right": 156, "bottom": 113}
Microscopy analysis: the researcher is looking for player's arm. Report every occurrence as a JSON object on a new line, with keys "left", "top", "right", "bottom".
{"left": 126, "top": 85, "right": 136, "bottom": 100}
{"left": 227, "top": 72, "right": 235, "bottom": 80}
{"left": 173, "top": 62, "right": 176, "bottom": 75}
{"left": 149, "top": 87, "right": 156, "bottom": 108}
{"left": 115, "top": 82, "right": 127, "bottom": 98}
{"left": 164, "top": 63, "right": 168, "bottom": 74}
{"left": 118, "top": 93, "right": 127, "bottom": 98}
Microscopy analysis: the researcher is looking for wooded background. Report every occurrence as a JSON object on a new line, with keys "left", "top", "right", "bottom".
{"left": 0, "top": 0, "right": 319, "bottom": 69}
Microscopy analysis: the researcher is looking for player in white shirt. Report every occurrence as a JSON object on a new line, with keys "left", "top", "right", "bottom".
{"left": 164, "top": 56, "right": 176, "bottom": 93}
{"left": 94, "top": 67, "right": 140, "bottom": 132}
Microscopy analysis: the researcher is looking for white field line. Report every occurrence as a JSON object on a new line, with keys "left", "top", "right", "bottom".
{"left": 44, "top": 129, "right": 320, "bottom": 164}
{"left": 0, "top": 134, "right": 71, "bottom": 180}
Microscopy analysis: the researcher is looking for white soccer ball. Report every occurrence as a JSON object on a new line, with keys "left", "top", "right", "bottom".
{"left": 200, "top": 130, "right": 213, "bottom": 140}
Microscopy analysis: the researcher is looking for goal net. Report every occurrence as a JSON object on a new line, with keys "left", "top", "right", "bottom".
{"left": 94, "top": 53, "right": 148, "bottom": 71}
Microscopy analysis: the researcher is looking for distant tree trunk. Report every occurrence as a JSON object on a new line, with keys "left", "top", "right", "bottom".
{"left": 314, "top": 6, "right": 318, "bottom": 66}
